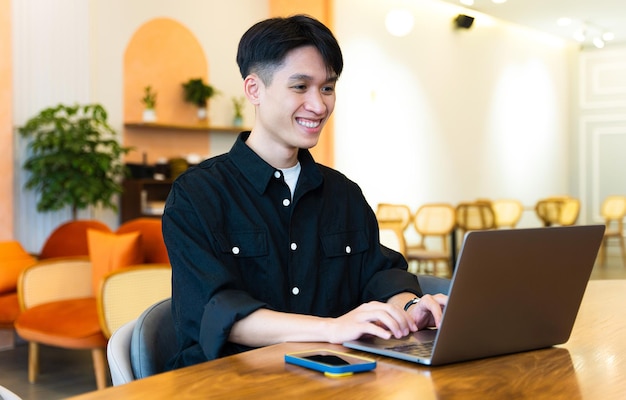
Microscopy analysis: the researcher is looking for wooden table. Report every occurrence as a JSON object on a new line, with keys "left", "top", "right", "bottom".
{"left": 68, "top": 280, "right": 626, "bottom": 399}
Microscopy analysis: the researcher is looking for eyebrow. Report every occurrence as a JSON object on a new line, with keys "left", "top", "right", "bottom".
{"left": 288, "top": 73, "right": 338, "bottom": 83}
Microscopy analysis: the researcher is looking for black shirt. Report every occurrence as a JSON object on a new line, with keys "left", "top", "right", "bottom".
{"left": 162, "top": 132, "right": 422, "bottom": 369}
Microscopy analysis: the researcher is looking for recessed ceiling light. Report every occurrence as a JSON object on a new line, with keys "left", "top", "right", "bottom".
{"left": 385, "top": 8, "right": 415, "bottom": 37}
{"left": 460, "top": 0, "right": 474, "bottom": 6}
{"left": 573, "top": 29, "right": 586, "bottom": 43}
{"left": 593, "top": 37, "right": 605, "bottom": 48}
{"left": 557, "top": 17, "right": 572, "bottom": 27}
{"left": 602, "top": 32, "right": 615, "bottom": 41}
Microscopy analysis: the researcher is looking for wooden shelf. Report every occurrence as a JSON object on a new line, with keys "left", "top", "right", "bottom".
{"left": 124, "top": 122, "right": 247, "bottom": 133}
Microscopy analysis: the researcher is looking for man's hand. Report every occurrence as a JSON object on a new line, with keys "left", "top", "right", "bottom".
{"left": 405, "top": 293, "right": 448, "bottom": 329}
{"left": 326, "top": 301, "right": 417, "bottom": 343}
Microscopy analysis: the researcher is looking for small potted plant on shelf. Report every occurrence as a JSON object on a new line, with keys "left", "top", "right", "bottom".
{"left": 182, "top": 78, "right": 219, "bottom": 120}
{"left": 232, "top": 96, "right": 245, "bottom": 127}
{"left": 141, "top": 85, "right": 157, "bottom": 122}
{"left": 18, "top": 103, "right": 132, "bottom": 220}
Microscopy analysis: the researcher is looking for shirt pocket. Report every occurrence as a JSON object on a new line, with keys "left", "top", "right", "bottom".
{"left": 320, "top": 229, "right": 369, "bottom": 258}
{"left": 213, "top": 230, "right": 268, "bottom": 257}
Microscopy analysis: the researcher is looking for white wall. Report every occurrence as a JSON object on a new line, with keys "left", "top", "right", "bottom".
{"left": 333, "top": 0, "right": 578, "bottom": 225}
{"left": 12, "top": 0, "right": 587, "bottom": 252}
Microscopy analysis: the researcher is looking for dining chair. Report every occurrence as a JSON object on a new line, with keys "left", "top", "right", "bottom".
{"left": 376, "top": 203, "right": 412, "bottom": 232}
{"left": 376, "top": 203, "right": 412, "bottom": 257}
{"left": 130, "top": 297, "right": 176, "bottom": 380}
{"left": 535, "top": 196, "right": 580, "bottom": 227}
{"left": 491, "top": 199, "right": 524, "bottom": 228}
{"left": 378, "top": 217, "right": 408, "bottom": 257}
{"left": 455, "top": 201, "right": 496, "bottom": 233}
{"left": 107, "top": 319, "right": 137, "bottom": 386}
{"left": 598, "top": 195, "right": 626, "bottom": 266}
{"left": 107, "top": 297, "right": 177, "bottom": 387}
{"left": 405, "top": 203, "right": 456, "bottom": 277}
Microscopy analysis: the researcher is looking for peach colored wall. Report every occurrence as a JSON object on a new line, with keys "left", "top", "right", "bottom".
{"left": 269, "top": 0, "right": 335, "bottom": 167}
{"left": 123, "top": 18, "right": 210, "bottom": 164}
{"left": 0, "top": 0, "right": 13, "bottom": 240}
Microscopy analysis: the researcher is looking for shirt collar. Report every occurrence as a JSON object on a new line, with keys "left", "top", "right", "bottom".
{"left": 230, "top": 131, "right": 323, "bottom": 195}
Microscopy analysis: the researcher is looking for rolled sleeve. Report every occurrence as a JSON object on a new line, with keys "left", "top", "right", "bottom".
{"left": 200, "top": 289, "right": 267, "bottom": 360}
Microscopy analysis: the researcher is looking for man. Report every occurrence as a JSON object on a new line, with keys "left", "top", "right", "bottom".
{"left": 163, "top": 15, "right": 448, "bottom": 370}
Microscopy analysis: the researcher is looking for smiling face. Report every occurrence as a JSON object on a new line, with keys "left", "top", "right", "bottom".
{"left": 244, "top": 45, "right": 338, "bottom": 168}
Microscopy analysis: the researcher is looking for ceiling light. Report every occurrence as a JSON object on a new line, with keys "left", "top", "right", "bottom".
{"left": 593, "top": 37, "right": 605, "bottom": 49}
{"left": 460, "top": 0, "right": 474, "bottom": 5}
{"left": 385, "top": 8, "right": 415, "bottom": 37}
{"left": 602, "top": 31, "right": 615, "bottom": 41}
{"left": 556, "top": 17, "right": 572, "bottom": 27}
{"left": 573, "top": 29, "right": 586, "bottom": 43}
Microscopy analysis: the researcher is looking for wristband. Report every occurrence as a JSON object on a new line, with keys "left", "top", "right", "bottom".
{"left": 403, "top": 297, "right": 420, "bottom": 311}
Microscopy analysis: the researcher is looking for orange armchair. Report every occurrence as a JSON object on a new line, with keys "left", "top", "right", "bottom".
{"left": 0, "top": 241, "right": 36, "bottom": 330}
{"left": 38, "top": 219, "right": 112, "bottom": 260}
{"left": 14, "top": 218, "right": 171, "bottom": 390}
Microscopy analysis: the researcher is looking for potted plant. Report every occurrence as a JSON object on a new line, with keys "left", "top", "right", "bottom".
{"left": 141, "top": 85, "right": 157, "bottom": 122}
{"left": 18, "top": 103, "right": 132, "bottom": 220}
{"left": 232, "top": 96, "right": 245, "bottom": 126}
{"left": 182, "top": 78, "right": 219, "bottom": 120}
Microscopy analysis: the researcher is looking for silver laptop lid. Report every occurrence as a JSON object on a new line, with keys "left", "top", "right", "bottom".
{"left": 432, "top": 225, "right": 604, "bottom": 365}
{"left": 345, "top": 225, "right": 605, "bottom": 366}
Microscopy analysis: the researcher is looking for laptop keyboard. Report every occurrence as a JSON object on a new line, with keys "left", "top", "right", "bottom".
{"left": 385, "top": 341, "right": 435, "bottom": 358}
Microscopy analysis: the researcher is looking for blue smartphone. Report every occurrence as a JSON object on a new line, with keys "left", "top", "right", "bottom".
{"left": 285, "top": 349, "right": 376, "bottom": 377}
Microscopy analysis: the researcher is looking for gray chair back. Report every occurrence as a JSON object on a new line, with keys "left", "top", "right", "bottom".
{"left": 417, "top": 274, "right": 451, "bottom": 295}
{"left": 130, "top": 297, "right": 177, "bottom": 379}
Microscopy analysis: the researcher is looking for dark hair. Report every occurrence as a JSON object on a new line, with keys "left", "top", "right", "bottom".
{"left": 236, "top": 15, "right": 343, "bottom": 84}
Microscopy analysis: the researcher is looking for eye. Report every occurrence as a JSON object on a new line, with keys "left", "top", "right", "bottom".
{"left": 292, "top": 84, "right": 307, "bottom": 91}
{"left": 321, "top": 85, "right": 335, "bottom": 94}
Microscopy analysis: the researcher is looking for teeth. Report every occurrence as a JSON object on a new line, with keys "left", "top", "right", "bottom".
{"left": 297, "top": 119, "right": 320, "bottom": 128}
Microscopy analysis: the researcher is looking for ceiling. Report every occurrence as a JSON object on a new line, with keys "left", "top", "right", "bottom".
{"left": 438, "top": 0, "right": 626, "bottom": 49}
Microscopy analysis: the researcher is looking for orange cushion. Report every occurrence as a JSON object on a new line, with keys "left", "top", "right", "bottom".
{"left": 0, "top": 292, "right": 20, "bottom": 326}
{"left": 14, "top": 297, "right": 106, "bottom": 348}
{"left": 0, "top": 241, "right": 36, "bottom": 293}
{"left": 116, "top": 218, "right": 170, "bottom": 264}
{"left": 87, "top": 229, "right": 143, "bottom": 294}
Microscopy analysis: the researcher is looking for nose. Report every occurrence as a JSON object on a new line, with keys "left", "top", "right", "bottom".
{"left": 304, "top": 90, "right": 327, "bottom": 115}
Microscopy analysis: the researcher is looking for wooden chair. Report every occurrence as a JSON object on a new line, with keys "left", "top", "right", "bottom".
{"left": 535, "top": 196, "right": 580, "bottom": 227}
{"left": 491, "top": 199, "right": 524, "bottom": 228}
{"left": 455, "top": 201, "right": 496, "bottom": 233}
{"left": 376, "top": 203, "right": 412, "bottom": 258}
{"left": 405, "top": 203, "right": 456, "bottom": 277}
{"left": 598, "top": 195, "right": 626, "bottom": 266}
{"left": 378, "top": 222, "right": 407, "bottom": 257}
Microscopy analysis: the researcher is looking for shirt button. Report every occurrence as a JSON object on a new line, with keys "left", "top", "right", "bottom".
{"left": 292, "top": 287, "right": 300, "bottom": 295}
{"left": 345, "top": 245, "right": 352, "bottom": 254}
{"left": 274, "top": 171, "right": 281, "bottom": 179}
{"left": 283, "top": 198, "right": 290, "bottom": 207}
{"left": 232, "top": 246, "right": 240, "bottom": 255}
{"left": 290, "top": 242, "right": 297, "bottom": 251}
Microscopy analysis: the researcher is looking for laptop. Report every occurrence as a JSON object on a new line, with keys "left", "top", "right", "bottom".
{"left": 344, "top": 225, "right": 605, "bottom": 366}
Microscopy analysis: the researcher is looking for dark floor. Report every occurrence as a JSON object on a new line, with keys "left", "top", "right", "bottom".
{"left": 1, "top": 251, "right": 625, "bottom": 400}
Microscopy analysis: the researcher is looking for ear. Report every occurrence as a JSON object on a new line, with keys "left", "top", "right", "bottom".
{"left": 244, "top": 74, "right": 261, "bottom": 105}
